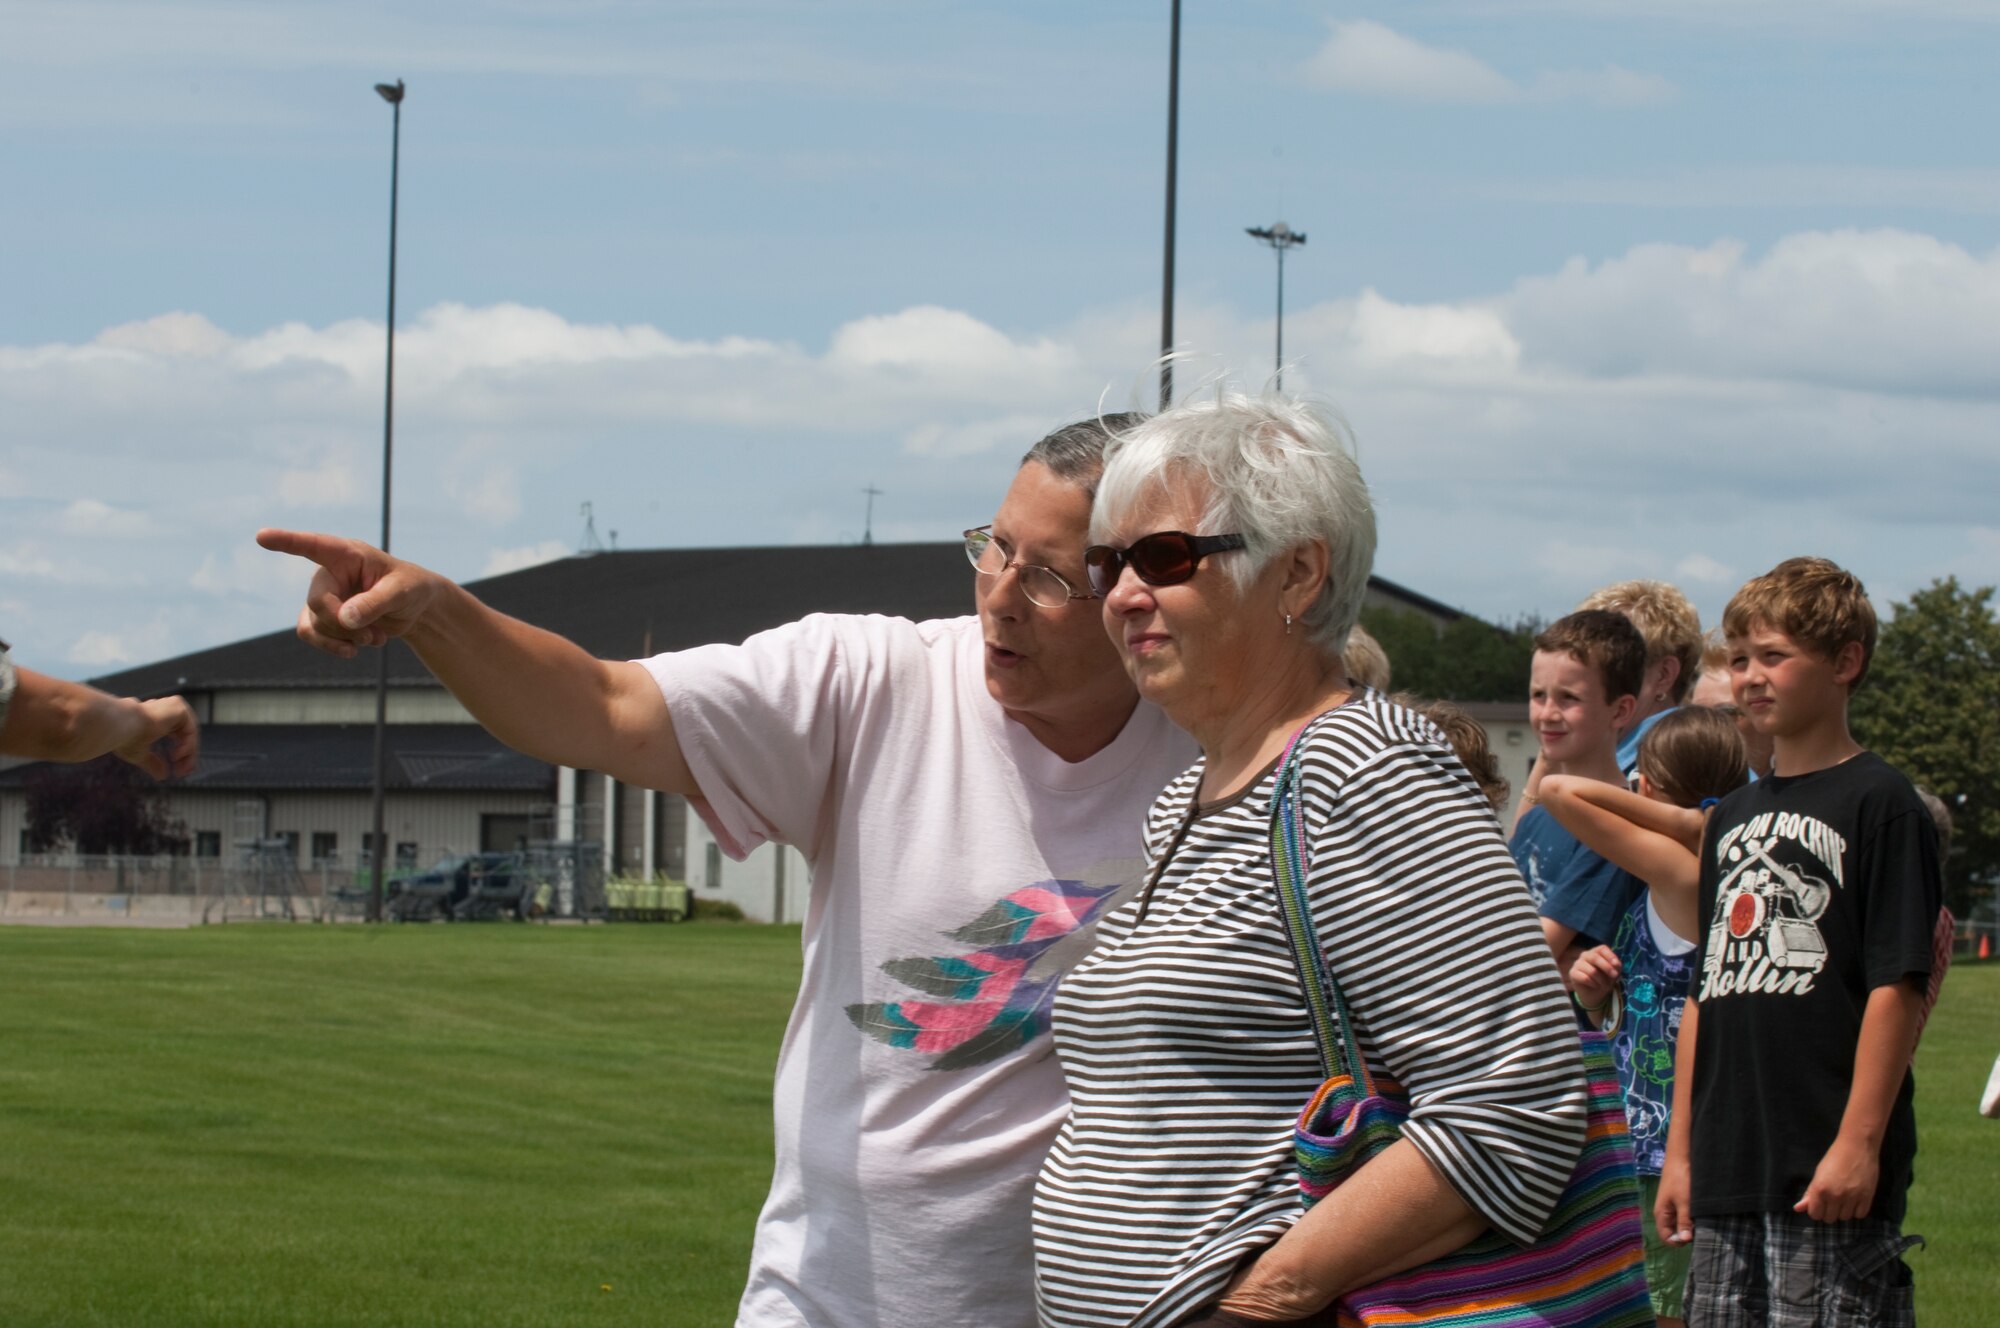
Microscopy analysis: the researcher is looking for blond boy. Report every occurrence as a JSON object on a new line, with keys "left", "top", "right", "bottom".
{"left": 1658, "top": 558, "right": 1940, "bottom": 1328}
{"left": 1690, "top": 628, "right": 1775, "bottom": 780}
{"left": 1577, "top": 580, "right": 1703, "bottom": 776}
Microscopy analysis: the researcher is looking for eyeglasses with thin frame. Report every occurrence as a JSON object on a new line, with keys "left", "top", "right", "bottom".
{"left": 1082, "top": 530, "right": 1247, "bottom": 598}
{"left": 963, "top": 527, "right": 1098, "bottom": 609}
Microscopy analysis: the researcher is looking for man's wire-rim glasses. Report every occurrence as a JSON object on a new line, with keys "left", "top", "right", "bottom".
{"left": 963, "top": 527, "right": 1098, "bottom": 609}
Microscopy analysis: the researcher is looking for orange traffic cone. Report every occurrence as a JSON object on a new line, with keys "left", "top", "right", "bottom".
{"left": 1980, "top": 932, "right": 1992, "bottom": 961}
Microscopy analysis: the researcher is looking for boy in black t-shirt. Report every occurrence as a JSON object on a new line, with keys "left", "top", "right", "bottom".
{"left": 1656, "top": 558, "right": 1940, "bottom": 1328}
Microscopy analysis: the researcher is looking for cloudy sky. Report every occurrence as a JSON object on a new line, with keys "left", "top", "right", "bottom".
{"left": 5, "top": 0, "right": 1997, "bottom": 678}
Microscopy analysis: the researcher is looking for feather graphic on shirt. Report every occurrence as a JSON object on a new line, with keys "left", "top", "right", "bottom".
{"left": 846, "top": 878, "right": 1128, "bottom": 1071}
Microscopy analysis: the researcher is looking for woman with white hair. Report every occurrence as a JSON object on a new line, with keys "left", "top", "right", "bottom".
{"left": 1032, "top": 394, "right": 1608, "bottom": 1327}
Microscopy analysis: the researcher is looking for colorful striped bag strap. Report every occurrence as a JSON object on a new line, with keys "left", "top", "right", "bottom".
{"left": 1268, "top": 712, "right": 1372, "bottom": 1094}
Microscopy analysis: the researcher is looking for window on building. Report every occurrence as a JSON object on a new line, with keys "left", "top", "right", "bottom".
{"left": 704, "top": 842, "right": 722, "bottom": 890}
{"left": 310, "top": 832, "right": 338, "bottom": 866}
{"left": 395, "top": 842, "right": 418, "bottom": 869}
{"left": 277, "top": 831, "right": 300, "bottom": 861}
{"left": 195, "top": 830, "right": 221, "bottom": 859}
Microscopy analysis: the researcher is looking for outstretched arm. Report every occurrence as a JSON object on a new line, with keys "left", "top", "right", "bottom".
{"left": 1541, "top": 774, "right": 1704, "bottom": 940}
{"left": 0, "top": 667, "right": 199, "bottom": 778}
{"left": 257, "top": 529, "right": 697, "bottom": 794}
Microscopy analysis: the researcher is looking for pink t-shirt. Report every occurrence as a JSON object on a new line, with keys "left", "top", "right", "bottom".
{"left": 642, "top": 613, "right": 1192, "bottom": 1328}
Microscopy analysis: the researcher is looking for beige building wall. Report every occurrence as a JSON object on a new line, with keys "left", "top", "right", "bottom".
{"left": 681, "top": 804, "right": 809, "bottom": 924}
{"left": 210, "top": 689, "right": 473, "bottom": 725}
{"left": 1459, "top": 703, "right": 1536, "bottom": 827}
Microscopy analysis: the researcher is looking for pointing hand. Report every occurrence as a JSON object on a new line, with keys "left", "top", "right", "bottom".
{"left": 256, "top": 528, "right": 442, "bottom": 659}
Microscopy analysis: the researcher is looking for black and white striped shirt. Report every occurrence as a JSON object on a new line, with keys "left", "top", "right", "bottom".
{"left": 1033, "top": 694, "right": 1588, "bottom": 1328}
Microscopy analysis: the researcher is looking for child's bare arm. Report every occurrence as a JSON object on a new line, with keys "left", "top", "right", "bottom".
{"left": 1539, "top": 916, "right": 1579, "bottom": 970}
{"left": 1541, "top": 775, "right": 1704, "bottom": 939}
{"left": 1568, "top": 946, "right": 1620, "bottom": 1027}
{"left": 1794, "top": 978, "right": 1926, "bottom": 1222}
{"left": 1655, "top": 1000, "right": 1698, "bottom": 1244}
{"left": 1513, "top": 753, "right": 1549, "bottom": 834}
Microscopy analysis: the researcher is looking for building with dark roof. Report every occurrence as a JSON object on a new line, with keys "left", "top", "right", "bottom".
{"left": 0, "top": 542, "right": 1484, "bottom": 918}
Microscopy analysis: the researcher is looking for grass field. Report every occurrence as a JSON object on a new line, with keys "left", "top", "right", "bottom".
{"left": 0, "top": 924, "right": 796, "bottom": 1327}
{"left": 0, "top": 924, "right": 1993, "bottom": 1327}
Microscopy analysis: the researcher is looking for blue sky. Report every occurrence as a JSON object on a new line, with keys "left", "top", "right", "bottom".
{"left": 4, "top": 1, "right": 1998, "bottom": 677}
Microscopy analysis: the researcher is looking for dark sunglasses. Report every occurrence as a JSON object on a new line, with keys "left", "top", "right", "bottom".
{"left": 1082, "top": 531, "right": 1246, "bottom": 597}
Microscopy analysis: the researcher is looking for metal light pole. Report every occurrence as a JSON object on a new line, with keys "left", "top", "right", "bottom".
{"left": 1246, "top": 222, "right": 1306, "bottom": 391}
{"left": 367, "top": 77, "right": 404, "bottom": 923}
{"left": 1158, "top": 0, "right": 1181, "bottom": 411}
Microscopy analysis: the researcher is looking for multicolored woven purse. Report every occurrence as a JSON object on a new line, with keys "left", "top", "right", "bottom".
{"left": 1268, "top": 721, "right": 1654, "bottom": 1328}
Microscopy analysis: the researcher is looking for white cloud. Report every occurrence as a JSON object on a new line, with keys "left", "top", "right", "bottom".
{"left": 1675, "top": 553, "right": 1737, "bottom": 585}
{"left": 828, "top": 306, "right": 1073, "bottom": 378}
{"left": 1526, "top": 65, "right": 1676, "bottom": 106}
{"left": 191, "top": 545, "right": 310, "bottom": 599}
{"left": 97, "top": 311, "right": 233, "bottom": 358}
{"left": 277, "top": 460, "right": 359, "bottom": 508}
{"left": 68, "top": 632, "right": 135, "bottom": 667}
{"left": 1304, "top": 21, "right": 1518, "bottom": 103}
{"left": 448, "top": 461, "right": 522, "bottom": 526}
{"left": 1475, "top": 1, "right": 2000, "bottom": 24}
{"left": 1340, "top": 291, "right": 1522, "bottom": 375}
{"left": 1481, "top": 166, "right": 2000, "bottom": 216}
{"left": 67, "top": 615, "right": 172, "bottom": 668}
{"left": 1502, "top": 229, "right": 2000, "bottom": 394}
{"left": 1532, "top": 539, "right": 1650, "bottom": 583}
{"left": 5, "top": 226, "right": 1999, "bottom": 675}
{"left": 57, "top": 499, "right": 156, "bottom": 538}
{"left": 1303, "top": 21, "right": 1675, "bottom": 106}
{"left": 0, "top": 545, "right": 63, "bottom": 582}
{"left": 904, "top": 414, "right": 1071, "bottom": 459}
{"left": 482, "top": 541, "right": 572, "bottom": 578}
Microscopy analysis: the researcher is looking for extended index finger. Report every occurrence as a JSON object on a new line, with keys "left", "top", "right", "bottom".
{"left": 257, "top": 528, "right": 362, "bottom": 570}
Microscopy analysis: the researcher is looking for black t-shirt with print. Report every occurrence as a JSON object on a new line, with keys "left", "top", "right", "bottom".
{"left": 1687, "top": 751, "right": 1940, "bottom": 1223}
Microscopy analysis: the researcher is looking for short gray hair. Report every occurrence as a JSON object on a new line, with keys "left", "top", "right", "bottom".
{"left": 1020, "top": 412, "right": 1146, "bottom": 496}
{"left": 1091, "top": 392, "right": 1376, "bottom": 657}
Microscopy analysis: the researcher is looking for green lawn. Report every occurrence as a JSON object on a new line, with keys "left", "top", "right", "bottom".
{"left": 0, "top": 924, "right": 799, "bottom": 1328}
{"left": 0, "top": 925, "right": 1993, "bottom": 1327}
{"left": 1908, "top": 952, "right": 2000, "bottom": 1324}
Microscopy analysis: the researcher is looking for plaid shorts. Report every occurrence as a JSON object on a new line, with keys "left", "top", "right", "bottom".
{"left": 1686, "top": 1211, "right": 1922, "bottom": 1328}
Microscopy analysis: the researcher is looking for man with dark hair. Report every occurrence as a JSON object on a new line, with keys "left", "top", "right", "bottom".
{"left": 260, "top": 414, "right": 1191, "bottom": 1328}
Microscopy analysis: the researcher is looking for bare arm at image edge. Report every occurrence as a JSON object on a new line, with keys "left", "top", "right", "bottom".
{"left": 257, "top": 529, "right": 698, "bottom": 794}
{"left": 0, "top": 655, "right": 199, "bottom": 779}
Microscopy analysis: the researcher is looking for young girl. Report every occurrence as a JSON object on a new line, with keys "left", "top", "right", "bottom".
{"left": 1543, "top": 706, "right": 1748, "bottom": 1328}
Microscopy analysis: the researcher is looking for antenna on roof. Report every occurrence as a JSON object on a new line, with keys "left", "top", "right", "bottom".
{"left": 861, "top": 485, "right": 883, "bottom": 547}
{"left": 580, "top": 501, "right": 604, "bottom": 555}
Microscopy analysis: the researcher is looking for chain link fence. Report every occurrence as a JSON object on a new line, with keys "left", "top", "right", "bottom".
{"left": 0, "top": 847, "right": 607, "bottom": 925}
